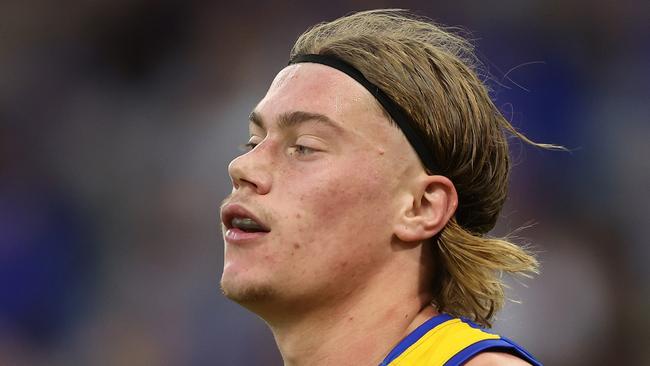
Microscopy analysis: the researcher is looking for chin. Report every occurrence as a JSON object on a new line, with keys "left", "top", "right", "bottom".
{"left": 220, "top": 276, "right": 277, "bottom": 304}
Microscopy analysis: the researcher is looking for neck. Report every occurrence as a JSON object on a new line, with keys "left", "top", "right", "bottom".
{"left": 265, "top": 265, "right": 436, "bottom": 366}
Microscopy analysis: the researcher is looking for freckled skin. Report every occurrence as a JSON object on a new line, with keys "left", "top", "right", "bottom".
{"left": 221, "top": 63, "right": 421, "bottom": 314}
{"left": 219, "top": 63, "right": 443, "bottom": 366}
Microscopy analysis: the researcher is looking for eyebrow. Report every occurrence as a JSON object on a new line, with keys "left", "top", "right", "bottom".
{"left": 249, "top": 110, "right": 344, "bottom": 133}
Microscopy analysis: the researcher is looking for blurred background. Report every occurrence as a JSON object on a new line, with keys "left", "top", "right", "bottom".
{"left": 0, "top": 0, "right": 648, "bottom": 365}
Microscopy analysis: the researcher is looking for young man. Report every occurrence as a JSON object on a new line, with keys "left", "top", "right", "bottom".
{"left": 220, "top": 9, "right": 554, "bottom": 366}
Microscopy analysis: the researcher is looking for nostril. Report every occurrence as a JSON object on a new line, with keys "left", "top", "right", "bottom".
{"left": 227, "top": 155, "right": 271, "bottom": 195}
{"left": 239, "top": 178, "right": 258, "bottom": 190}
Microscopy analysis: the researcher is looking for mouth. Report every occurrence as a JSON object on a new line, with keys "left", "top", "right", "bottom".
{"left": 221, "top": 203, "right": 271, "bottom": 242}
{"left": 230, "top": 217, "right": 268, "bottom": 233}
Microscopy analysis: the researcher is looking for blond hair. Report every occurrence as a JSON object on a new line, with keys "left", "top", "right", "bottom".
{"left": 291, "top": 9, "right": 563, "bottom": 326}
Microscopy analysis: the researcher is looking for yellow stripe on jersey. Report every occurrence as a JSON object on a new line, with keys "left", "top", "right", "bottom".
{"left": 387, "top": 318, "right": 500, "bottom": 365}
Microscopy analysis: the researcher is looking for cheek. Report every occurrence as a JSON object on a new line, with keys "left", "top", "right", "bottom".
{"left": 281, "top": 157, "right": 395, "bottom": 253}
{"left": 322, "top": 160, "right": 392, "bottom": 219}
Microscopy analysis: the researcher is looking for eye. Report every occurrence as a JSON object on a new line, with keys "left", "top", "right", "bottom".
{"left": 290, "top": 144, "right": 316, "bottom": 156}
{"left": 238, "top": 142, "right": 256, "bottom": 152}
{"left": 239, "top": 136, "right": 262, "bottom": 152}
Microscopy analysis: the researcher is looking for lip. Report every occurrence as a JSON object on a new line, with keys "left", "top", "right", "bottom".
{"left": 221, "top": 202, "right": 271, "bottom": 244}
{"left": 223, "top": 227, "right": 269, "bottom": 243}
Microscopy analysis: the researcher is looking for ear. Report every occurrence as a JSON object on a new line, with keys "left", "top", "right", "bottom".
{"left": 394, "top": 174, "right": 458, "bottom": 243}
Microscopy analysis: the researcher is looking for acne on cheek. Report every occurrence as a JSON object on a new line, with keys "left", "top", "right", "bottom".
{"left": 308, "top": 166, "right": 390, "bottom": 220}
{"left": 280, "top": 158, "right": 393, "bottom": 244}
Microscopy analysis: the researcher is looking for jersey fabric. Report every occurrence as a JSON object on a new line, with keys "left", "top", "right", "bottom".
{"left": 378, "top": 313, "right": 541, "bottom": 366}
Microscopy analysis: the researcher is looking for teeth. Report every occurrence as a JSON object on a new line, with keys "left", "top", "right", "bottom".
{"left": 231, "top": 217, "right": 265, "bottom": 232}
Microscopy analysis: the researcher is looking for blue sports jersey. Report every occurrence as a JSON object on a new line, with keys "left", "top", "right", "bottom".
{"left": 378, "top": 313, "right": 542, "bottom": 366}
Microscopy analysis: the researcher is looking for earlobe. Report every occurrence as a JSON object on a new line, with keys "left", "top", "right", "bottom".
{"left": 394, "top": 175, "right": 458, "bottom": 243}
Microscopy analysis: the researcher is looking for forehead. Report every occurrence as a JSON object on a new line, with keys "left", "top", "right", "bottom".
{"left": 252, "top": 63, "right": 423, "bottom": 175}
{"left": 254, "top": 63, "right": 387, "bottom": 135}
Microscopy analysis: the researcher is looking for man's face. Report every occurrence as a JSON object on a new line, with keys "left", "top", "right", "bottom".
{"left": 220, "top": 63, "right": 420, "bottom": 311}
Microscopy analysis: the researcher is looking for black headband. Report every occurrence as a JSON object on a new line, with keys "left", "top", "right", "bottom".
{"left": 288, "top": 53, "right": 438, "bottom": 173}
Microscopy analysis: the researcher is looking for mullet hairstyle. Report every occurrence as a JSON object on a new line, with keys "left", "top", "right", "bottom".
{"left": 291, "top": 9, "right": 564, "bottom": 327}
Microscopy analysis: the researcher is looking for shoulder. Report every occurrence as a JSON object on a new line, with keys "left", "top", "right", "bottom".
{"left": 464, "top": 351, "right": 532, "bottom": 366}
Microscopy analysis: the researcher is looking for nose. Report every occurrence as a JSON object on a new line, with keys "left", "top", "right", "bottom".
{"left": 228, "top": 147, "right": 272, "bottom": 195}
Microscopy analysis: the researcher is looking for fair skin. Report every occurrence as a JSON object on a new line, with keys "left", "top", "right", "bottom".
{"left": 220, "top": 63, "right": 528, "bottom": 365}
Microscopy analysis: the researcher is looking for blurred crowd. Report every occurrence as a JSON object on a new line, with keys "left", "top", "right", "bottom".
{"left": 0, "top": 0, "right": 647, "bottom": 365}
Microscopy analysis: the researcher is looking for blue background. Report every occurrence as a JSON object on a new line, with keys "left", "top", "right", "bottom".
{"left": 0, "top": 1, "right": 647, "bottom": 364}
